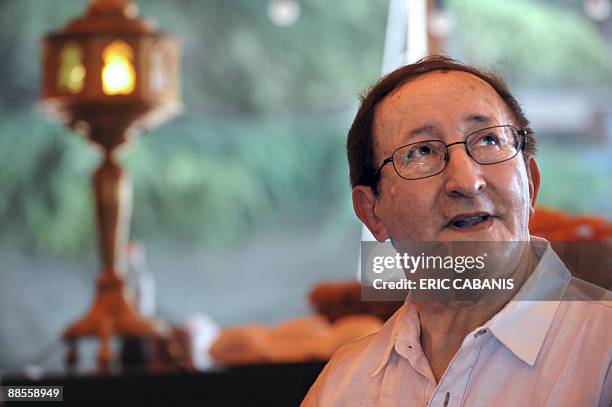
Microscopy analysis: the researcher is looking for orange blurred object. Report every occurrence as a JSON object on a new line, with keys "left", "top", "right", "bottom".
{"left": 529, "top": 206, "right": 612, "bottom": 241}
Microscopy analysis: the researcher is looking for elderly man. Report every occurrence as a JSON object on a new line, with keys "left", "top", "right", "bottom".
{"left": 302, "top": 56, "right": 612, "bottom": 406}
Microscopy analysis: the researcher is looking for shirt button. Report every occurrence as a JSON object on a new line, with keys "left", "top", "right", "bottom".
{"left": 474, "top": 329, "right": 487, "bottom": 337}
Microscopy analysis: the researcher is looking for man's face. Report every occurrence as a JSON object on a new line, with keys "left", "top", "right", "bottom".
{"left": 354, "top": 70, "right": 539, "bottom": 242}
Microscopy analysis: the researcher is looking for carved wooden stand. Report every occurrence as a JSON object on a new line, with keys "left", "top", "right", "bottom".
{"left": 63, "top": 118, "right": 167, "bottom": 373}
{"left": 42, "top": 0, "right": 180, "bottom": 372}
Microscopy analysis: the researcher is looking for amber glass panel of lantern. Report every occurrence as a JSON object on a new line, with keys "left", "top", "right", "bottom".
{"left": 101, "top": 40, "right": 136, "bottom": 95}
{"left": 57, "top": 43, "right": 86, "bottom": 94}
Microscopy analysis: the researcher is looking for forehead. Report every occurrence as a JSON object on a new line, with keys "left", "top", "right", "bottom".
{"left": 373, "top": 70, "right": 513, "bottom": 158}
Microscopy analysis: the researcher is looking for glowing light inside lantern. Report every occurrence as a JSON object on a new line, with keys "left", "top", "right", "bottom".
{"left": 58, "top": 43, "right": 86, "bottom": 94}
{"left": 102, "top": 40, "right": 135, "bottom": 95}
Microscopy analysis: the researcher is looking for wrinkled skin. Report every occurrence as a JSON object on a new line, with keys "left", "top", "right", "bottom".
{"left": 352, "top": 71, "right": 540, "bottom": 244}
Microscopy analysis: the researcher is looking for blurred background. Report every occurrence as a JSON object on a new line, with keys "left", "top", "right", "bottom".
{"left": 0, "top": 0, "right": 611, "bottom": 373}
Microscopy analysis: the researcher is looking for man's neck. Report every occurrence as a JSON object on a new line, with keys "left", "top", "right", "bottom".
{"left": 414, "top": 241, "right": 538, "bottom": 383}
{"left": 416, "top": 299, "right": 506, "bottom": 383}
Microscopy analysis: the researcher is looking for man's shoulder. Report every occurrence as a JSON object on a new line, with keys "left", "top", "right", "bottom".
{"left": 564, "top": 276, "right": 612, "bottom": 309}
{"left": 323, "top": 304, "right": 405, "bottom": 375}
{"left": 555, "top": 277, "right": 612, "bottom": 341}
{"left": 300, "top": 306, "right": 407, "bottom": 406}
{"left": 323, "top": 331, "right": 378, "bottom": 372}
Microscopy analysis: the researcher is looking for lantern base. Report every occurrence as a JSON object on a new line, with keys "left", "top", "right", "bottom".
{"left": 64, "top": 271, "right": 167, "bottom": 372}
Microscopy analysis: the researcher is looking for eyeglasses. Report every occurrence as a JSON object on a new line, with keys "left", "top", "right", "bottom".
{"left": 372, "top": 125, "right": 527, "bottom": 182}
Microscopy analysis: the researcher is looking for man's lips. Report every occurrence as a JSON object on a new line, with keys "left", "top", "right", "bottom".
{"left": 445, "top": 212, "right": 495, "bottom": 230}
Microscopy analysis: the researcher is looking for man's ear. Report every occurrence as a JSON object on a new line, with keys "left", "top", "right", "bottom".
{"left": 526, "top": 157, "right": 541, "bottom": 218}
{"left": 352, "top": 185, "right": 390, "bottom": 242}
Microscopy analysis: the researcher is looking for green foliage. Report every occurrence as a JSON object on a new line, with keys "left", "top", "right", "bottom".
{"left": 0, "top": 110, "right": 356, "bottom": 255}
{"left": 124, "top": 114, "right": 355, "bottom": 249}
{"left": 0, "top": 0, "right": 387, "bottom": 255}
{"left": 134, "top": 0, "right": 388, "bottom": 114}
{"left": 449, "top": 0, "right": 612, "bottom": 86}
{"left": 536, "top": 144, "right": 612, "bottom": 215}
{"left": 0, "top": 112, "right": 96, "bottom": 254}
{"left": 0, "top": 0, "right": 610, "bottom": 256}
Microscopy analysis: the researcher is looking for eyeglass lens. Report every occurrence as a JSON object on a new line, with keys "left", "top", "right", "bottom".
{"left": 392, "top": 126, "right": 520, "bottom": 180}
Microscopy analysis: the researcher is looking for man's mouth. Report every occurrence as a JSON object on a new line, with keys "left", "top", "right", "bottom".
{"left": 447, "top": 212, "right": 494, "bottom": 231}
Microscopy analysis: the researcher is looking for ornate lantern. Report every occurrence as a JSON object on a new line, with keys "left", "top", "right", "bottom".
{"left": 41, "top": 0, "right": 181, "bottom": 371}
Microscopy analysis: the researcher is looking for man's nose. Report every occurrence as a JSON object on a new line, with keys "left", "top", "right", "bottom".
{"left": 443, "top": 144, "right": 486, "bottom": 197}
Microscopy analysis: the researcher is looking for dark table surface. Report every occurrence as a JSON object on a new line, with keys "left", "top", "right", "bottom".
{"left": 1, "top": 361, "right": 326, "bottom": 406}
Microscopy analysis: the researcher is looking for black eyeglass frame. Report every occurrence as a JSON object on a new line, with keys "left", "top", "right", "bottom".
{"left": 371, "top": 124, "right": 527, "bottom": 183}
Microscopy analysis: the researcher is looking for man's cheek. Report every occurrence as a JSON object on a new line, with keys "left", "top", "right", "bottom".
{"left": 502, "top": 165, "right": 532, "bottom": 237}
{"left": 387, "top": 182, "right": 401, "bottom": 198}
{"left": 500, "top": 162, "right": 528, "bottom": 200}
{"left": 391, "top": 203, "right": 429, "bottom": 239}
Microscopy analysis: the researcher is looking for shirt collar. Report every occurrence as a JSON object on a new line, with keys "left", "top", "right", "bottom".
{"left": 487, "top": 236, "right": 571, "bottom": 366}
{"left": 370, "top": 302, "right": 420, "bottom": 377}
{"left": 370, "top": 236, "right": 572, "bottom": 376}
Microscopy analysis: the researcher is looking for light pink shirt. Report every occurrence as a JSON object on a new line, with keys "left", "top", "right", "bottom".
{"left": 302, "top": 237, "right": 612, "bottom": 406}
